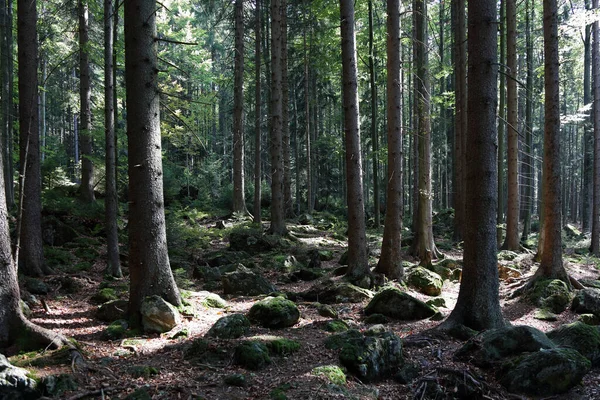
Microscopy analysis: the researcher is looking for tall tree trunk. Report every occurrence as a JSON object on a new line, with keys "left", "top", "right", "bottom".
{"left": 0, "top": 0, "right": 14, "bottom": 209}
{"left": 521, "top": 0, "right": 534, "bottom": 241}
{"left": 502, "top": 0, "right": 519, "bottom": 250}
{"left": 79, "top": 0, "right": 95, "bottom": 202}
{"left": 104, "top": 0, "right": 121, "bottom": 278}
{"left": 124, "top": 0, "right": 181, "bottom": 327}
{"left": 304, "top": 20, "right": 312, "bottom": 214}
{"left": 441, "top": 0, "right": 505, "bottom": 331}
{"left": 232, "top": 0, "right": 247, "bottom": 214}
{"left": 497, "top": 0, "right": 506, "bottom": 244}
{"left": 17, "top": 0, "right": 49, "bottom": 276}
{"left": 254, "top": 0, "right": 262, "bottom": 225}
{"left": 368, "top": 0, "right": 380, "bottom": 228}
{"left": 376, "top": 0, "right": 403, "bottom": 280}
{"left": 282, "top": 0, "right": 293, "bottom": 217}
{"left": 269, "top": 0, "right": 286, "bottom": 234}
{"left": 592, "top": 0, "right": 600, "bottom": 255}
{"left": 537, "top": 0, "right": 569, "bottom": 281}
{"left": 340, "top": 0, "right": 369, "bottom": 283}
{"left": 583, "top": 0, "right": 593, "bottom": 232}
{"left": 411, "top": 0, "right": 438, "bottom": 265}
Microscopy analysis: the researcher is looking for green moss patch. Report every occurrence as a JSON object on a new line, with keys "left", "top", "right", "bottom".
{"left": 312, "top": 365, "right": 346, "bottom": 385}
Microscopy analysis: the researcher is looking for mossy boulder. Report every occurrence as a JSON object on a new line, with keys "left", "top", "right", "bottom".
{"left": 316, "top": 303, "right": 338, "bottom": 318}
{"left": 500, "top": 348, "right": 590, "bottom": 396}
{"left": 206, "top": 314, "right": 250, "bottom": 339}
{"left": 91, "top": 288, "right": 118, "bottom": 304}
{"left": 311, "top": 365, "right": 346, "bottom": 385}
{"left": 234, "top": 341, "right": 271, "bottom": 370}
{"left": 189, "top": 291, "right": 227, "bottom": 308}
{"left": 96, "top": 299, "right": 128, "bottom": 322}
{"left": 40, "top": 374, "right": 78, "bottom": 397}
{"left": 572, "top": 287, "right": 600, "bottom": 316}
{"left": 325, "top": 320, "right": 349, "bottom": 333}
{"left": 104, "top": 319, "right": 129, "bottom": 340}
{"left": 324, "top": 329, "right": 363, "bottom": 351}
{"left": 0, "top": 354, "right": 39, "bottom": 398}
{"left": 530, "top": 279, "right": 572, "bottom": 314}
{"left": 579, "top": 313, "right": 600, "bottom": 325}
{"left": 222, "top": 265, "right": 277, "bottom": 296}
{"left": 498, "top": 250, "right": 519, "bottom": 261}
{"left": 364, "top": 287, "right": 437, "bottom": 320}
{"left": 248, "top": 296, "right": 300, "bottom": 329}
{"left": 126, "top": 365, "right": 159, "bottom": 379}
{"left": 301, "top": 279, "right": 373, "bottom": 304}
{"left": 140, "top": 295, "right": 182, "bottom": 333}
{"left": 547, "top": 321, "right": 600, "bottom": 365}
{"left": 425, "top": 263, "right": 452, "bottom": 280}
{"left": 289, "top": 268, "right": 324, "bottom": 282}
{"left": 224, "top": 374, "right": 247, "bottom": 387}
{"left": 251, "top": 335, "right": 301, "bottom": 356}
{"left": 407, "top": 267, "right": 443, "bottom": 296}
{"left": 364, "top": 313, "right": 389, "bottom": 324}
{"left": 229, "top": 229, "right": 279, "bottom": 254}
{"left": 339, "top": 329, "right": 404, "bottom": 383}
{"left": 455, "top": 325, "right": 555, "bottom": 367}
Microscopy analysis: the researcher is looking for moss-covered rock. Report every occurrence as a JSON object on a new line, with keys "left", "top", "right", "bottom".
{"left": 324, "top": 320, "right": 349, "bottom": 333}
{"left": 96, "top": 299, "right": 128, "bottom": 322}
{"left": 126, "top": 365, "right": 159, "bottom": 379}
{"left": 426, "top": 297, "right": 446, "bottom": 308}
{"left": 222, "top": 265, "right": 277, "bottom": 296}
{"left": 364, "top": 287, "right": 437, "bottom": 320}
{"left": 579, "top": 313, "right": 600, "bottom": 325}
{"left": 324, "top": 329, "right": 363, "bottom": 351}
{"left": 500, "top": 348, "right": 590, "bottom": 396}
{"left": 40, "top": 374, "right": 77, "bottom": 397}
{"left": 248, "top": 296, "right": 300, "bottom": 329}
{"left": 251, "top": 336, "right": 301, "bottom": 356}
{"left": 301, "top": 280, "right": 373, "bottom": 304}
{"left": 0, "top": 354, "right": 39, "bottom": 398}
{"left": 572, "top": 287, "right": 600, "bottom": 316}
{"left": 289, "top": 268, "right": 324, "bottom": 282}
{"left": 498, "top": 250, "right": 519, "bottom": 261}
{"left": 311, "top": 365, "right": 346, "bottom": 385}
{"left": 91, "top": 288, "right": 118, "bottom": 304}
{"left": 229, "top": 228, "right": 279, "bottom": 254}
{"left": 407, "top": 267, "right": 443, "bottom": 296}
{"left": 364, "top": 313, "right": 389, "bottom": 324}
{"left": 234, "top": 341, "right": 271, "bottom": 370}
{"left": 197, "top": 291, "right": 227, "bottom": 308}
{"left": 339, "top": 329, "right": 403, "bottom": 383}
{"left": 547, "top": 321, "right": 600, "bottom": 365}
{"left": 206, "top": 314, "right": 250, "bottom": 339}
{"left": 224, "top": 373, "right": 247, "bottom": 387}
{"left": 455, "top": 325, "right": 555, "bottom": 367}
{"left": 316, "top": 303, "right": 338, "bottom": 318}
{"left": 140, "top": 295, "right": 182, "bottom": 333}
{"left": 529, "top": 279, "right": 572, "bottom": 314}
{"left": 104, "top": 319, "right": 129, "bottom": 340}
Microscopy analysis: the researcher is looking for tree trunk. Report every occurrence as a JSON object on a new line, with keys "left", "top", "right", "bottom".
{"left": 592, "top": 0, "right": 600, "bottom": 255}
{"left": 502, "top": 0, "right": 519, "bottom": 250}
{"left": 376, "top": 0, "right": 403, "bottom": 281}
{"left": 411, "top": 0, "right": 438, "bottom": 264}
{"left": 0, "top": 0, "right": 14, "bottom": 209}
{"left": 521, "top": 0, "right": 534, "bottom": 241}
{"left": 497, "top": 0, "right": 506, "bottom": 245}
{"left": 368, "top": 0, "right": 380, "bottom": 228}
{"left": 282, "top": 0, "right": 293, "bottom": 218}
{"left": 537, "top": 0, "right": 569, "bottom": 280}
{"left": 253, "top": 0, "right": 262, "bottom": 225}
{"left": 232, "top": 0, "right": 247, "bottom": 214}
{"left": 104, "top": 0, "right": 121, "bottom": 278}
{"left": 124, "top": 0, "right": 181, "bottom": 326}
{"left": 269, "top": 0, "right": 286, "bottom": 235}
{"left": 79, "top": 0, "right": 95, "bottom": 203}
{"left": 304, "top": 21, "right": 312, "bottom": 214}
{"left": 17, "top": 0, "right": 49, "bottom": 277}
{"left": 340, "top": 0, "right": 369, "bottom": 282}
{"left": 441, "top": 0, "right": 505, "bottom": 331}
{"left": 582, "top": 0, "right": 593, "bottom": 232}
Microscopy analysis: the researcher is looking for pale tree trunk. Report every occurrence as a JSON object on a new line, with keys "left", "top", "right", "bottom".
{"left": 592, "top": 0, "right": 600, "bottom": 255}
{"left": 452, "top": 0, "right": 466, "bottom": 243}
{"left": 340, "top": 0, "right": 369, "bottom": 283}
{"left": 17, "top": 0, "right": 49, "bottom": 277}
{"left": 0, "top": 0, "right": 14, "bottom": 209}
{"left": 521, "top": 0, "right": 534, "bottom": 241}
{"left": 124, "top": 0, "right": 181, "bottom": 327}
{"left": 232, "top": 0, "right": 247, "bottom": 214}
{"left": 582, "top": 0, "right": 592, "bottom": 232}
{"left": 253, "top": 0, "right": 262, "bottom": 225}
{"left": 304, "top": 21, "right": 312, "bottom": 214}
{"left": 411, "top": 0, "right": 438, "bottom": 265}
{"left": 497, "top": 0, "right": 506, "bottom": 244}
{"left": 79, "top": 0, "right": 95, "bottom": 202}
{"left": 537, "top": 0, "right": 569, "bottom": 281}
{"left": 282, "top": 0, "right": 293, "bottom": 218}
{"left": 376, "top": 0, "right": 403, "bottom": 281}
{"left": 368, "top": 0, "right": 379, "bottom": 228}
{"left": 441, "top": 0, "right": 505, "bottom": 331}
{"left": 104, "top": 0, "right": 121, "bottom": 278}
{"left": 269, "top": 0, "right": 286, "bottom": 234}
{"left": 503, "top": 0, "right": 519, "bottom": 250}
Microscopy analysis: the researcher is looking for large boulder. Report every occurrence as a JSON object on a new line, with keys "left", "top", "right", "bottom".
{"left": 140, "top": 295, "right": 182, "bottom": 333}
{"left": 364, "top": 287, "right": 436, "bottom": 320}
{"left": 229, "top": 229, "right": 279, "bottom": 254}
{"left": 407, "top": 267, "right": 443, "bottom": 296}
{"left": 530, "top": 279, "right": 572, "bottom": 314}
{"left": 455, "top": 325, "right": 555, "bottom": 367}
{"left": 222, "top": 265, "right": 276, "bottom": 296}
{"left": 0, "top": 354, "right": 39, "bottom": 399}
{"left": 500, "top": 348, "right": 590, "bottom": 396}
{"left": 96, "top": 299, "right": 128, "bottom": 322}
{"left": 248, "top": 296, "right": 300, "bottom": 329}
{"left": 572, "top": 287, "right": 600, "bottom": 316}
{"left": 547, "top": 321, "right": 600, "bottom": 365}
{"left": 206, "top": 314, "right": 250, "bottom": 339}
{"left": 234, "top": 341, "right": 271, "bottom": 370}
{"left": 339, "top": 328, "right": 404, "bottom": 383}
{"left": 301, "top": 279, "right": 373, "bottom": 304}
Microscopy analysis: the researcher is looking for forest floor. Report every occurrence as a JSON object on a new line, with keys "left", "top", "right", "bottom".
{"left": 8, "top": 207, "right": 600, "bottom": 400}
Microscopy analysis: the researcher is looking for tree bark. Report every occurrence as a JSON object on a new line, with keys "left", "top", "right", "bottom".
{"left": 104, "top": 0, "right": 121, "bottom": 278}
{"left": 497, "top": 0, "right": 506, "bottom": 244}
{"left": 124, "top": 0, "right": 181, "bottom": 326}
{"left": 282, "top": 0, "right": 293, "bottom": 218}
{"left": 368, "top": 0, "right": 380, "bottom": 228}
{"left": 592, "top": 0, "right": 600, "bottom": 255}
{"left": 304, "top": 20, "right": 312, "bottom": 214}
{"left": 521, "top": 0, "right": 534, "bottom": 241}
{"left": 583, "top": 0, "right": 593, "bottom": 232}
{"left": 79, "top": 0, "right": 95, "bottom": 203}
{"left": 0, "top": 0, "right": 14, "bottom": 209}
{"left": 441, "top": 0, "right": 505, "bottom": 331}
{"left": 376, "top": 0, "right": 402, "bottom": 281}
{"left": 232, "top": 0, "right": 247, "bottom": 214}
{"left": 253, "top": 0, "right": 262, "bottom": 225}
{"left": 340, "top": 0, "right": 369, "bottom": 282}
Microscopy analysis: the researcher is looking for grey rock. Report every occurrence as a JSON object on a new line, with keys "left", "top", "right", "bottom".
{"left": 206, "top": 314, "right": 250, "bottom": 339}
{"left": 222, "top": 265, "right": 277, "bottom": 296}
{"left": 248, "top": 296, "right": 300, "bottom": 329}
{"left": 547, "top": 321, "right": 600, "bottom": 365}
{"left": 0, "top": 354, "right": 39, "bottom": 399}
{"left": 140, "top": 295, "right": 181, "bottom": 333}
{"left": 301, "top": 279, "right": 373, "bottom": 304}
{"left": 407, "top": 267, "right": 443, "bottom": 296}
{"left": 364, "top": 287, "right": 436, "bottom": 320}
{"left": 572, "top": 287, "right": 600, "bottom": 316}
{"left": 96, "top": 299, "right": 128, "bottom": 322}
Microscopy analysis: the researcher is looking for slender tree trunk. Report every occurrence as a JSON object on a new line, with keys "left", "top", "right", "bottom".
{"left": 17, "top": 0, "right": 49, "bottom": 276}
{"left": 497, "top": 0, "right": 506, "bottom": 245}
{"left": 441, "top": 0, "right": 505, "bottom": 331}
{"left": 376, "top": 0, "right": 402, "bottom": 280}
{"left": 368, "top": 0, "right": 380, "bottom": 228}
{"left": 254, "top": 0, "right": 262, "bottom": 225}
{"left": 232, "top": 0, "right": 247, "bottom": 214}
{"left": 79, "top": 0, "right": 95, "bottom": 202}
{"left": 521, "top": 0, "right": 534, "bottom": 241}
{"left": 503, "top": 0, "right": 519, "bottom": 250}
{"left": 592, "top": 0, "right": 600, "bottom": 255}
{"left": 104, "top": 0, "right": 121, "bottom": 278}
{"left": 340, "top": 0, "right": 369, "bottom": 283}
{"left": 583, "top": 0, "right": 593, "bottom": 232}
{"left": 304, "top": 21, "right": 312, "bottom": 214}
{"left": 0, "top": 0, "right": 14, "bottom": 209}
{"left": 269, "top": 0, "right": 286, "bottom": 234}
{"left": 282, "top": 0, "right": 293, "bottom": 218}
{"left": 124, "top": 0, "right": 181, "bottom": 326}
